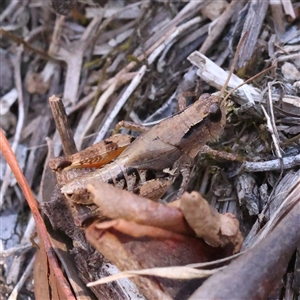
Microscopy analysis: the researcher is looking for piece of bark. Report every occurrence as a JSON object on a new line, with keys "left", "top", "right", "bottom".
{"left": 49, "top": 95, "right": 77, "bottom": 156}
{"left": 243, "top": 170, "right": 300, "bottom": 248}
{"left": 199, "top": 0, "right": 247, "bottom": 55}
{"left": 236, "top": 0, "right": 269, "bottom": 69}
{"left": 235, "top": 173, "right": 260, "bottom": 215}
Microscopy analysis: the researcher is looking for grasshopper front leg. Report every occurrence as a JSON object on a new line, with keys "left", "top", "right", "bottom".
{"left": 175, "top": 154, "right": 193, "bottom": 198}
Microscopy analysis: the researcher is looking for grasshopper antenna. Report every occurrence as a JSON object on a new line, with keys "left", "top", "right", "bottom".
{"left": 219, "top": 32, "right": 273, "bottom": 105}
{"left": 223, "top": 65, "right": 275, "bottom": 102}
{"left": 220, "top": 32, "right": 249, "bottom": 99}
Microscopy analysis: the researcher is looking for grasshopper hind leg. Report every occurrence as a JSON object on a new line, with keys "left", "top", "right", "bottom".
{"left": 177, "top": 164, "right": 191, "bottom": 198}
{"left": 173, "top": 154, "right": 193, "bottom": 198}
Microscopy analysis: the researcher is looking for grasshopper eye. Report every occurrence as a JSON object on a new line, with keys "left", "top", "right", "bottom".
{"left": 208, "top": 103, "right": 222, "bottom": 123}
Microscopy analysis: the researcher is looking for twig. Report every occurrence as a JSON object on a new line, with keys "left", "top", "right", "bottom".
{"left": 0, "top": 28, "right": 54, "bottom": 61}
{"left": 277, "top": 53, "right": 300, "bottom": 62}
{"left": 242, "top": 154, "right": 300, "bottom": 172}
{"left": 8, "top": 255, "right": 35, "bottom": 300}
{"left": 262, "top": 85, "right": 282, "bottom": 159}
{"left": 49, "top": 95, "right": 77, "bottom": 156}
{"left": 224, "top": 65, "right": 275, "bottom": 102}
{"left": 188, "top": 51, "right": 261, "bottom": 104}
{"left": 0, "top": 243, "right": 32, "bottom": 259}
{"left": 6, "top": 216, "right": 35, "bottom": 284}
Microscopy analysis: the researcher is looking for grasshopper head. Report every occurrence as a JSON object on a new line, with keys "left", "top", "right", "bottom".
{"left": 177, "top": 93, "right": 226, "bottom": 158}
{"left": 207, "top": 94, "right": 227, "bottom": 142}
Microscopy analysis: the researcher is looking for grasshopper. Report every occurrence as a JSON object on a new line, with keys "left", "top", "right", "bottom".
{"left": 49, "top": 33, "right": 251, "bottom": 209}
{"left": 49, "top": 93, "right": 226, "bottom": 204}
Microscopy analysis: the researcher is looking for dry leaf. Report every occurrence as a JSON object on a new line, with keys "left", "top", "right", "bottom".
{"left": 87, "top": 182, "right": 195, "bottom": 235}
{"left": 86, "top": 219, "right": 227, "bottom": 299}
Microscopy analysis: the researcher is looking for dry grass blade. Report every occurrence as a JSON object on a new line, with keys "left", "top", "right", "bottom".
{"left": 87, "top": 266, "right": 225, "bottom": 287}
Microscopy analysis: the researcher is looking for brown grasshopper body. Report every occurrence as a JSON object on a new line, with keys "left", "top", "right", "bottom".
{"left": 59, "top": 93, "right": 226, "bottom": 203}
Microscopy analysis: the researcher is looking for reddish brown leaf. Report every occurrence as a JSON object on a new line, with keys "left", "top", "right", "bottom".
{"left": 86, "top": 219, "right": 228, "bottom": 299}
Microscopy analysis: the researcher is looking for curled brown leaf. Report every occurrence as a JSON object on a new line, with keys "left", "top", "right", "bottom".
{"left": 179, "top": 191, "right": 243, "bottom": 253}
{"left": 87, "top": 182, "right": 194, "bottom": 235}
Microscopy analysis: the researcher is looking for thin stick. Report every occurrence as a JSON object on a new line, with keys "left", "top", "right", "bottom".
{"left": 220, "top": 32, "right": 249, "bottom": 96}
{"left": 49, "top": 95, "right": 77, "bottom": 156}
{"left": 242, "top": 154, "right": 300, "bottom": 172}
{"left": 8, "top": 255, "right": 35, "bottom": 300}
{"left": 0, "top": 28, "right": 55, "bottom": 61}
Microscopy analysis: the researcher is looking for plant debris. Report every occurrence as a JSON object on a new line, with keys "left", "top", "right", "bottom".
{"left": 1, "top": 1, "right": 300, "bottom": 299}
